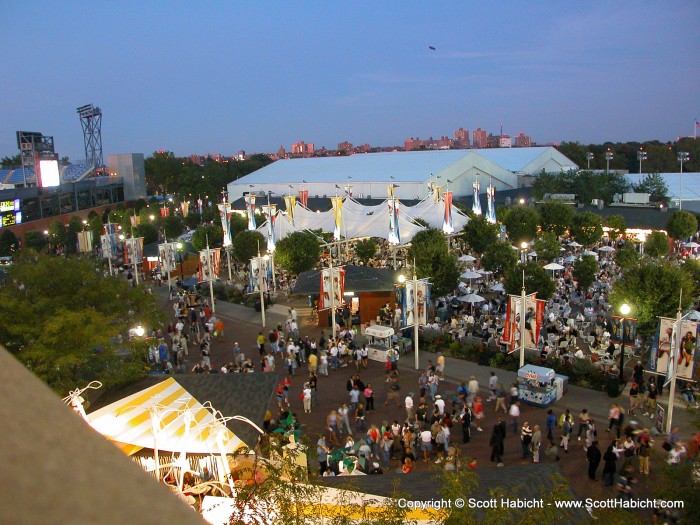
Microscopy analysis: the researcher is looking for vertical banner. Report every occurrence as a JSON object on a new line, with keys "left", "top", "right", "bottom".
{"left": 218, "top": 202, "right": 233, "bottom": 247}
{"left": 472, "top": 180, "right": 482, "bottom": 216}
{"left": 298, "top": 190, "right": 308, "bottom": 208}
{"left": 283, "top": 195, "right": 296, "bottom": 224}
{"left": 210, "top": 248, "right": 221, "bottom": 279}
{"left": 100, "top": 233, "right": 117, "bottom": 258}
{"left": 677, "top": 322, "right": 699, "bottom": 381}
{"left": 502, "top": 294, "right": 542, "bottom": 349}
{"left": 180, "top": 201, "right": 189, "bottom": 218}
{"left": 649, "top": 318, "right": 675, "bottom": 376}
{"left": 319, "top": 267, "right": 345, "bottom": 310}
{"left": 125, "top": 237, "right": 144, "bottom": 265}
{"left": 388, "top": 198, "right": 401, "bottom": 245}
{"left": 394, "top": 285, "right": 406, "bottom": 328}
{"left": 611, "top": 316, "right": 637, "bottom": 347}
{"left": 433, "top": 185, "right": 442, "bottom": 204}
{"left": 199, "top": 249, "right": 212, "bottom": 282}
{"left": 130, "top": 215, "right": 141, "bottom": 228}
{"left": 263, "top": 204, "right": 277, "bottom": 252}
{"left": 442, "top": 191, "right": 454, "bottom": 234}
{"left": 416, "top": 280, "right": 428, "bottom": 326}
{"left": 158, "top": 242, "right": 177, "bottom": 273}
{"left": 266, "top": 255, "right": 274, "bottom": 292}
{"left": 104, "top": 223, "right": 118, "bottom": 236}
{"left": 486, "top": 185, "right": 496, "bottom": 223}
{"left": 77, "top": 231, "right": 93, "bottom": 254}
{"left": 160, "top": 206, "right": 170, "bottom": 218}
{"left": 405, "top": 281, "right": 415, "bottom": 327}
{"left": 244, "top": 194, "right": 257, "bottom": 230}
{"left": 249, "top": 258, "right": 261, "bottom": 293}
{"left": 331, "top": 197, "right": 343, "bottom": 241}
{"left": 197, "top": 197, "right": 203, "bottom": 216}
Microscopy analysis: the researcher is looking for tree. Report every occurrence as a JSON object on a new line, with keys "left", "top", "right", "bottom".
{"left": 573, "top": 254, "right": 598, "bottom": 291}
{"left": 275, "top": 231, "right": 321, "bottom": 275}
{"left": 191, "top": 224, "right": 224, "bottom": 251}
{"left": 682, "top": 258, "right": 700, "bottom": 299}
{"left": 135, "top": 222, "right": 158, "bottom": 245}
{"left": 502, "top": 205, "right": 539, "bottom": 244}
{"left": 231, "top": 230, "right": 266, "bottom": 266}
{"left": 0, "top": 253, "right": 162, "bottom": 393}
{"left": 644, "top": 231, "right": 669, "bottom": 258}
{"left": 633, "top": 173, "right": 668, "bottom": 202}
{"left": 538, "top": 202, "right": 574, "bottom": 236}
{"left": 604, "top": 214, "right": 626, "bottom": 240}
{"left": 666, "top": 210, "right": 698, "bottom": 241}
{"left": 570, "top": 211, "right": 603, "bottom": 247}
{"left": 65, "top": 216, "right": 83, "bottom": 255}
{"left": 481, "top": 242, "right": 518, "bottom": 277}
{"left": 89, "top": 216, "right": 105, "bottom": 242}
{"left": 162, "top": 215, "right": 185, "bottom": 239}
{"left": 609, "top": 261, "right": 694, "bottom": 336}
{"left": 504, "top": 262, "right": 556, "bottom": 300}
{"left": 230, "top": 213, "right": 248, "bottom": 238}
{"left": 354, "top": 238, "right": 377, "bottom": 263}
{"left": 47, "top": 219, "right": 66, "bottom": 248}
{"left": 615, "top": 242, "right": 639, "bottom": 270}
{"left": 183, "top": 211, "right": 201, "bottom": 230}
{"left": 461, "top": 215, "right": 499, "bottom": 254}
{"left": 0, "top": 229, "right": 19, "bottom": 256}
{"left": 533, "top": 232, "right": 560, "bottom": 262}
{"left": 408, "top": 229, "right": 460, "bottom": 296}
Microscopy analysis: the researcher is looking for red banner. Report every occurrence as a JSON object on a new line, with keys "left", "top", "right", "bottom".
{"left": 298, "top": 189, "right": 308, "bottom": 208}
{"left": 319, "top": 267, "right": 345, "bottom": 310}
{"left": 160, "top": 207, "right": 170, "bottom": 218}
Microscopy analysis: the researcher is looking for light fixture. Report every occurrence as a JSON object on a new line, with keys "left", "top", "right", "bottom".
{"left": 520, "top": 241, "right": 528, "bottom": 250}
{"left": 134, "top": 325, "right": 145, "bottom": 337}
{"left": 619, "top": 303, "right": 631, "bottom": 316}
{"left": 176, "top": 242, "right": 183, "bottom": 249}
{"left": 398, "top": 274, "right": 406, "bottom": 283}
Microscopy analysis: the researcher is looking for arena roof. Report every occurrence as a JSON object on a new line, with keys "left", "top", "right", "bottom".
{"left": 233, "top": 147, "right": 571, "bottom": 185}
{"left": 626, "top": 172, "right": 700, "bottom": 202}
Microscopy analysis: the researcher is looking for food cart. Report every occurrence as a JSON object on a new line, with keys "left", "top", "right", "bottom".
{"left": 364, "top": 325, "right": 395, "bottom": 363}
{"left": 517, "top": 364, "right": 568, "bottom": 408}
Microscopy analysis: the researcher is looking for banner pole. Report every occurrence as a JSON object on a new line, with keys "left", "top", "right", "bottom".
{"left": 520, "top": 270, "right": 526, "bottom": 368}
{"left": 666, "top": 292, "right": 683, "bottom": 434}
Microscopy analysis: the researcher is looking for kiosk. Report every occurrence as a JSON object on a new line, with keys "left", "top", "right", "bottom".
{"left": 517, "top": 365, "right": 568, "bottom": 408}
{"left": 364, "top": 325, "right": 395, "bottom": 363}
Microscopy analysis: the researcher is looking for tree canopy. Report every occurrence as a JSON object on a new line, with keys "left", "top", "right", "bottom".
{"left": 633, "top": 173, "right": 668, "bottom": 202}
{"left": 502, "top": 205, "right": 540, "bottom": 244}
{"left": 570, "top": 212, "right": 603, "bottom": 247}
{"left": 533, "top": 232, "right": 560, "bottom": 262}
{"left": 191, "top": 223, "right": 224, "bottom": 251}
{"left": 231, "top": 230, "right": 265, "bottom": 265}
{"left": 604, "top": 214, "right": 626, "bottom": 240}
{"left": 481, "top": 241, "right": 518, "bottom": 278}
{"left": 573, "top": 254, "right": 598, "bottom": 291}
{"left": 666, "top": 210, "right": 698, "bottom": 241}
{"left": 504, "top": 262, "right": 556, "bottom": 300}
{"left": 644, "top": 231, "right": 669, "bottom": 258}
{"left": 275, "top": 231, "right": 321, "bottom": 275}
{"left": 408, "top": 229, "right": 459, "bottom": 296}
{"left": 353, "top": 238, "right": 377, "bottom": 264}
{"left": 538, "top": 202, "right": 574, "bottom": 237}
{"left": 0, "top": 252, "right": 162, "bottom": 393}
{"left": 461, "top": 214, "right": 499, "bottom": 254}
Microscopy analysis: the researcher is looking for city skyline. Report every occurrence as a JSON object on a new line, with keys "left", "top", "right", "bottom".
{"left": 1, "top": 1, "right": 698, "bottom": 161}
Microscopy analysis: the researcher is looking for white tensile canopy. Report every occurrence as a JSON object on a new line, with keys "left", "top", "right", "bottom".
{"left": 401, "top": 196, "right": 470, "bottom": 231}
{"left": 87, "top": 377, "right": 246, "bottom": 456}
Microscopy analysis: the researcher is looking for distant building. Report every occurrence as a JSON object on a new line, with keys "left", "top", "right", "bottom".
{"left": 291, "top": 141, "right": 314, "bottom": 155}
{"left": 208, "top": 153, "right": 222, "bottom": 162}
{"left": 454, "top": 128, "right": 470, "bottom": 148}
{"left": 235, "top": 150, "right": 246, "bottom": 160}
{"left": 514, "top": 132, "right": 532, "bottom": 148}
{"left": 188, "top": 154, "right": 203, "bottom": 165}
{"left": 277, "top": 145, "right": 286, "bottom": 158}
{"left": 338, "top": 141, "right": 353, "bottom": 153}
{"left": 108, "top": 153, "right": 147, "bottom": 200}
{"left": 472, "top": 128, "right": 488, "bottom": 148}
{"left": 499, "top": 135, "right": 512, "bottom": 148}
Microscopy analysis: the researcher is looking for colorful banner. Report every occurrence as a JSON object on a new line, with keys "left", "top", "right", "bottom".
{"left": 501, "top": 294, "right": 545, "bottom": 350}
{"left": 387, "top": 184, "right": 395, "bottom": 199}
{"left": 104, "top": 222, "right": 118, "bottom": 235}
{"left": 283, "top": 195, "right": 296, "bottom": 223}
{"left": 486, "top": 185, "right": 496, "bottom": 223}
{"left": 130, "top": 215, "right": 141, "bottom": 228}
{"left": 388, "top": 198, "right": 401, "bottom": 245}
{"left": 319, "top": 267, "right": 345, "bottom": 310}
{"left": 649, "top": 318, "right": 699, "bottom": 381}
{"left": 403, "top": 279, "right": 431, "bottom": 327}
{"left": 395, "top": 285, "right": 407, "bottom": 328}
{"left": 611, "top": 316, "right": 637, "bottom": 347}
{"left": 180, "top": 201, "right": 189, "bottom": 218}
{"left": 158, "top": 242, "right": 178, "bottom": 273}
{"left": 472, "top": 180, "right": 482, "bottom": 216}
{"left": 244, "top": 194, "right": 257, "bottom": 230}
{"left": 100, "top": 233, "right": 117, "bottom": 258}
{"left": 263, "top": 204, "right": 277, "bottom": 252}
{"left": 298, "top": 190, "right": 308, "bottom": 208}
{"left": 433, "top": 185, "right": 442, "bottom": 204}
{"left": 197, "top": 197, "right": 203, "bottom": 216}
{"left": 77, "top": 231, "right": 93, "bottom": 254}
{"left": 218, "top": 202, "right": 233, "bottom": 247}
{"left": 160, "top": 207, "right": 170, "bottom": 218}
{"left": 249, "top": 257, "right": 271, "bottom": 294}
{"left": 198, "top": 248, "right": 220, "bottom": 282}
{"left": 331, "top": 197, "right": 343, "bottom": 241}
{"left": 442, "top": 191, "right": 454, "bottom": 234}
{"left": 124, "top": 237, "right": 144, "bottom": 265}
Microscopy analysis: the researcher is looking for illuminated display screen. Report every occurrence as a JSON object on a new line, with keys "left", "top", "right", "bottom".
{"left": 39, "top": 159, "right": 60, "bottom": 187}
{"left": 0, "top": 199, "right": 20, "bottom": 213}
{"left": 1, "top": 211, "right": 21, "bottom": 227}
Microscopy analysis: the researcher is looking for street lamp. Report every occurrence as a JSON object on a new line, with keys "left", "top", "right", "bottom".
{"left": 618, "top": 303, "right": 631, "bottom": 385}
{"left": 637, "top": 149, "right": 647, "bottom": 174}
{"left": 586, "top": 152, "right": 594, "bottom": 170}
{"left": 176, "top": 242, "right": 184, "bottom": 278}
{"left": 520, "top": 241, "right": 528, "bottom": 265}
{"left": 677, "top": 152, "right": 689, "bottom": 210}
{"left": 605, "top": 150, "right": 613, "bottom": 174}
{"left": 134, "top": 325, "right": 145, "bottom": 337}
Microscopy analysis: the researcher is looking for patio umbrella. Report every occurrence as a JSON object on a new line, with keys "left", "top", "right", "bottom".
{"left": 489, "top": 283, "right": 505, "bottom": 292}
{"left": 563, "top": 256, "right": 577, "bottom": 263}
{"left": 598, "top": 246, "right": 615, "bottom": 252}
{"left": 458, "top": 293, "right": 485, "bottom": 303}
{"left": 568, "top": 241, "right": 582, "bottom": 247}
{"left": 543, "top": 263, "right": 565, "bottom": 270}
{"left": 582, "top": 250, "right": 598, "bottom": 257}
{"left": 683, "top": 310, "right": 700, "bottom": 321}
{"left": 528, "top": 251, "right": 538, "bottom": 257}
{"left": 476, "top": 269, "right": 492, "bottom": 275}
{"left": 460, "top": 270, "right": 482, "bottom": 280}
{"left": 459, "top": 255, "right": 477, "bottom": 262}
{"left": 684, "top": 242, "right": 700, "bottom": 249}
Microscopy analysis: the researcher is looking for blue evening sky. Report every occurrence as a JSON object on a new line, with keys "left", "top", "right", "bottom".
{"left": 1, "top": 1, "right": 698, "bottom": 160}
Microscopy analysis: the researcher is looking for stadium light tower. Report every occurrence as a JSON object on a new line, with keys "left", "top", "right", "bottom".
{"left": 677, "top": 151, "right": 689, "bottom": 210}
{"left": 77, "top": 104, "right": 103, "bottom": 168}
{"left": 586, "top": 152, "right": 594, "bottom": 170}
{"left": 637, "top": 149, "right": 647, "bottom": 174}
{"left": 604, "top": 149, "right": 613, "bottom": 174}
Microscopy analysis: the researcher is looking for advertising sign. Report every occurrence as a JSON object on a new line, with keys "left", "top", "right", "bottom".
{"left": 502, "top": 294, "right": 545, "bottom": 350}
{"left": 319, "top": 267, "right": 344, "bottom": 310}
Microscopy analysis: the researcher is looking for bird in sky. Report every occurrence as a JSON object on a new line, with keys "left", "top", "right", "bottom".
{"left": 428, "top": 46, "right": 436, "bottom": 51}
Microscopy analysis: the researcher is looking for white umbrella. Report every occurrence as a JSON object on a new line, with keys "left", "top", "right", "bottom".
{"left": 528, "top": 251, "right": 538, "bottom": 257}
{"left": 684, "top": 242, "right": 700, "bottom": 249}
{"left": 563, "top": 256, "right": 577, "bottom": 263}
{"left": 568, "top": 241, "right": 582, "bottom": 247}
{"left": 460, "top": 270, "right": 482, "bottom": 280}
{"left": 459, "top": 255, "right": 477, "bottom": 262}
{"left": 476, "top": 269, "right": 492, "bottom": 275}
{"left": 458, "top": 293, "right": 486, "bottom": 303}
{"left": 543, "top": 263, "right": 565, "bottom": 270}
{"left": 489, "top": 283, "right": 505, "bottom": 292}
{"left": 582, "top": 250, "right": 599, "bottom": 259}
{"left": 683, "top": 310, "right": 700, "bottom": 321}
{"left": 599, "top": 246, "right": 615, "bottom": 252}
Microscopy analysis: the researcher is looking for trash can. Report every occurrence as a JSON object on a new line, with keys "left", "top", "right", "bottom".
{"left": 606, "top": 376, "right": 620, "bottom": 398}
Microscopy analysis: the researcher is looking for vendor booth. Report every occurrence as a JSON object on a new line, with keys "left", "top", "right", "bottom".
{"left": 364, "top": 325, "right": 396, "bottom": 363}
{"left": 517, "top": 365, "right": 568, "bottom": 408}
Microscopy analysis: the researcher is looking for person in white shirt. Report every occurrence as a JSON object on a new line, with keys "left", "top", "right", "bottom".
{"left": 488, "top": 372, "right": 498, "bottom": 401}
{"left": 405, "top": 392, "right": 415, "bottom": 421}
{"left": 468, "top": 376, "right": 479, "bottom": 404}
{"left": 434, "top": 395, "right": 445, "bottom": 416}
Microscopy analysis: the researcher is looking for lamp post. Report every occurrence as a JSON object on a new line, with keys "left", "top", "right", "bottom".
{"left": 520, "top": 241, "right": 528, "bottom": 265}
{"left": 398, "top": 272, "right": 421, "bottom": 371}
{"left": 637, "top": 149, "right": 647, "bottom": 174}
{"left": 605, "top": 150, "right": 613, "bottom": 175}
{"left": 586, "top": 152, "right": 594, "bottom": 170}
{"left": 176, "top": 242, "right": 184, "bottom": 279}
{"left": 618, "top": 303, "right": 631, "bottom": 385}
{"left": 677, "top": 152, "right": 689, "bottom": 210}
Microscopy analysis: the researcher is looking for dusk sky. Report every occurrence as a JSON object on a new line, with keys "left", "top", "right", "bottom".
{"left": 1, "top": 1, "right": 698, "bottom": 160}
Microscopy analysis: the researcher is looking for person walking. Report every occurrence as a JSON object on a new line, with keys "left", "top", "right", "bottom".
{"left": 521, "top": 422, "right": 533, "bottom": 459}
{"left": 473, "top": 396, "right": 484, "bottom": 432}
{"left": 546, "top": 409, "right": 557, "bottom": 442}
{"left": 602, "top": 443, "right": 618, "bottom": 486}
{"left": 467, "top": 375, "right": 479, "bottom": 404}
{"left": 302, "top": 383, "right": 312, "bottom": 414}
{"left": 317, "top": 436, "right": 330, "bottom": 475}
{"left": 586, "top": 440, "right": 602, "bottom": 480}
{"left": 488, "top": 372, "right": 498, "bottom": 401}
{"left": 577, "top": 409, "right": 590, "bottom": 442}
{"left": 637, "top": 431, "right": 652, "bottom": 476}
{"left": 490, "top": 418, "right": 506, "bottom": 467}
{"left": 628, "top": 383, "right": 639, "bottom": 416}
{"left": 364, "top": 384, "right": 375, "bottom": 412}
{"left": 531, "top": 424, "right": 542, "bottom": 463}
{"left": 405, "top": 391, "right": 415, "bottom": 422}
{"left": 338, "top": 403, "right": 352, "bottom": 436}
{"left": 461, "top": 404, "right": 472, "bottom": 444}
{"left": 560, "top": 413, "right": 573, "bottom": 453}
{"left": 509, "top": 401, "right": 520, "bottom": 434}
{"left": 494, "top": 384, "right": 508, "bottom": 413}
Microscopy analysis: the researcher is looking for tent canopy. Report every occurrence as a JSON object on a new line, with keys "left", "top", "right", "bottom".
{"left": 87, "top": 378, "right": 246, "bottom": 456}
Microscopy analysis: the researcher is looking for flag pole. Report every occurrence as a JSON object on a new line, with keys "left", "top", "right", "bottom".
{"left": 665, "top": 290, "right": 683, "bottom": 434}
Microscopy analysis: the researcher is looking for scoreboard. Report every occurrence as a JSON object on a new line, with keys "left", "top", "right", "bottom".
{"left": 0, "top": 199, "right": 22, "bottom": 228}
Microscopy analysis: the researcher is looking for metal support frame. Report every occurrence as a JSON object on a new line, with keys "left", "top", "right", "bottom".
{"left": 77, "top": 104, "right": 104, "bottom": 168}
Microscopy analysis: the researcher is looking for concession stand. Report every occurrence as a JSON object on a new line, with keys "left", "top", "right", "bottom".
{"left": 364, "top": 325, "right": 396, "bottom": 363}
{"left": 517, "top": 364, "right": 568, "bottom": 408}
